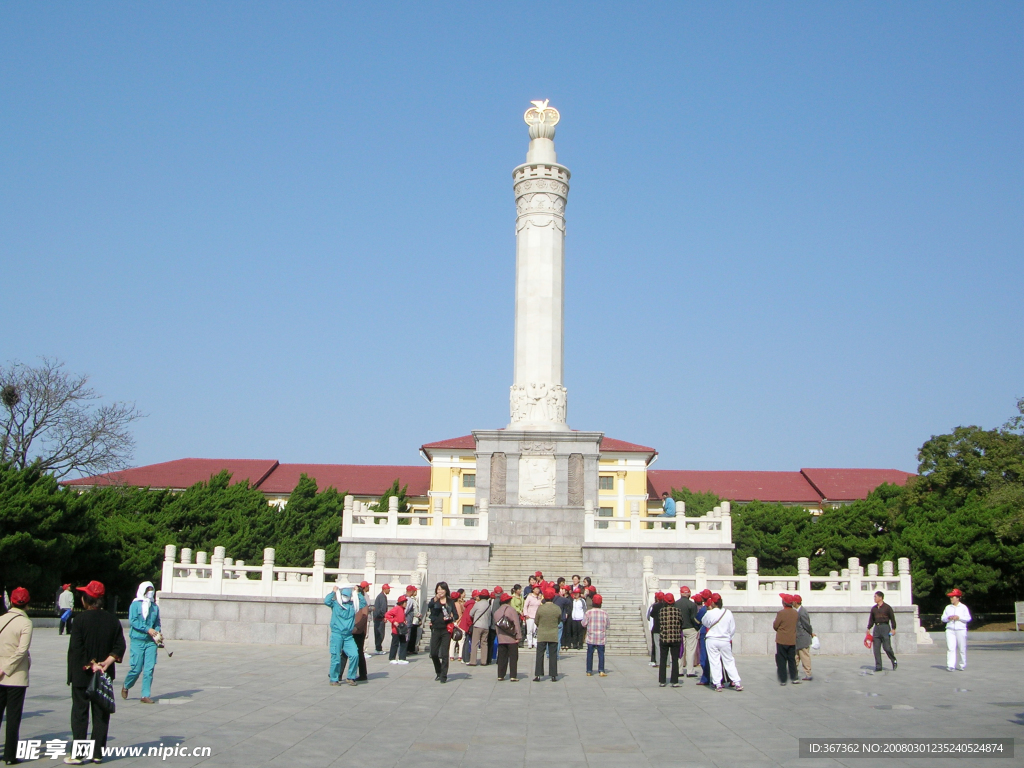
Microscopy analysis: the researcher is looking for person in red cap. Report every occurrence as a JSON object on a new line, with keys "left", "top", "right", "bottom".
{"left": 404, "top": 585, "right": 422, "bottom": 657}
{"left": 657, "top": 594, "right": 683, "bottom": 687}
{"left": 372, "top": 584, "right": 391, "bottom": 655}
{"left": 867, "top": 591, "right": 898, "bottom": 672}
{"left": 702, "top": 593, "right": 742, "bottom": 692}
{"left": 385, "top": 596, "right": 410, "bottom": 664}
{"left": 533, "top": 588, "right": 561, "bottom": 682}
{"left": 0, "top": 587, "right": 33, "bottom": 764}
{"left": 351, "top": 582, "right": 371, "bottom": 681}
{"left": 468, "top": 590, "right": 491, "bottom": 666}
{"left": 67, "top": 581, "right": 126, "bottom": 760}
{"left": 773, "top": 594, "right": 800, "bottom": 686}
{"left": 455, "top": 590, "right": 474, "bottom": 662}
{"left": 486, "top": 587, "right": 504, "bottom": 666}
{"left": 675, "top": 587, "right": 700, "bottom": 678}
{"left": 792, "top": 595, "right": 815, "bottom": 681}
{"left": 581, "top": 594, "right": 608, "bottom": 676}
{"left": 494, "top": 592, "right": 523, "bottom": 681}
{"left": 941, "top": 588, "right": 971, "bottom": 671}
{"left": 58, "top": 583, "right": 75, "bottom": 636}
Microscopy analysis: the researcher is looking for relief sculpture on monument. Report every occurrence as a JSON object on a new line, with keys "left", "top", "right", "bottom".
{"left": 518, "top": 455, "right": 556, "bottom": 506}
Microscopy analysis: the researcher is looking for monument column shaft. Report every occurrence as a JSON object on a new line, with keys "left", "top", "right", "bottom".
{"left": 513, "top": 217, "right": 565, "bottom": 385}
{"left": 508, "top": 104, "right": 571, "bottom": 431}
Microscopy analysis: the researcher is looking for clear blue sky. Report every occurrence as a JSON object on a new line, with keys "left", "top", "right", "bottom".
{"left": 2, "top": 3, "right": 1021, "bottom": 475}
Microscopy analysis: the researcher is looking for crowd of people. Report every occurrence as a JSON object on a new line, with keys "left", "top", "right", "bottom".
{"left": 323, "top": 572, "right": 609, "bottom": 685}
{"left": 0, "top": 574, "right": 974, "bottom": 765}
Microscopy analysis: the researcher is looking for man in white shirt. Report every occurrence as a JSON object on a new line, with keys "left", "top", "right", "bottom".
{"left": 940, "top": 588, "right": 971, "bottom": 671}
{"left": 701, "top": 593, "right": 743, "bottom": 692}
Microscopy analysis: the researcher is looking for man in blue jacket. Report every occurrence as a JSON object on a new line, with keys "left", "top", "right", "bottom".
{"left": 324, "top": 585, "right": 360, "bottom": 686}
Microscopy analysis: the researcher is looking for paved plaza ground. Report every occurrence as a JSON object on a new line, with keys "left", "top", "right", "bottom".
{"left": 13, "top": 630, "right": 1022, "bottom": 768}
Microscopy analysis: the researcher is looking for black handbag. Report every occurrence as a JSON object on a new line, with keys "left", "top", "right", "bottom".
{"left": 86, "top": 670, "right": 116, "bottom": 714}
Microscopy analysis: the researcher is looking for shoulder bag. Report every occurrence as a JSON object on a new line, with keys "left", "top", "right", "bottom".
{"left": 86, "top": 669, "right": 117, "bottom": 714}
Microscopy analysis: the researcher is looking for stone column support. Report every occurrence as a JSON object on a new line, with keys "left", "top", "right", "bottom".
{"left": 798, "top": 557, "right": 811, "bottom": 595}
{"left": 161, "top": 545, "right": 177, "bottom": 593}
{"left": 898, "top": 557, "right": 912, "bottom": 605}
{"left": 312, "top": 549, "right": 326, "bottom": 595}
{"left": 261, "top": 548, "right": 275, "bottom": 596}
{"left": 211, "top": 546, "right": 225, "bottom": 593}
{"left": 745, "top": 557, "right": 759, "bottom": 597}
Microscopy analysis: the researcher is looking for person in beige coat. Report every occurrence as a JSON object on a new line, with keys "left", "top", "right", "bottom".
{"left": 0, "top": 587, "right": 33, "bottom": 765}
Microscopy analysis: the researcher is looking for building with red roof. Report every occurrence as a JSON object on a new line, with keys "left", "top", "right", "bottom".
{"left": 64, "top": 435, "right": 911, "bottom": 513}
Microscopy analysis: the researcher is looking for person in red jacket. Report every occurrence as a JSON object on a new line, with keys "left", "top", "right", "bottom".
{"left": 384, "top": 596, "right": 409, "bottom": 664}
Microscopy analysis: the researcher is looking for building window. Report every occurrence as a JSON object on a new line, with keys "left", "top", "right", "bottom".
{"left": 599, "top": 475, "right": 614, "bottom": 490}
{"left": 463, "top": 473, "right": 475, "bottom": 488}
{"left": 597, "top": 506, "right": 613, "bottom": 529}
{"left": 462, "top": 503, "right": 477, "bottom": 526}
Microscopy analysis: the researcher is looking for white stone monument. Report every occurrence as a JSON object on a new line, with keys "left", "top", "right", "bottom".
{"left": 473, "top": 102, "right": 603, "bottom": 543}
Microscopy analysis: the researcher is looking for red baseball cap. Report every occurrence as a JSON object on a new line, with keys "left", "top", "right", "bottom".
{"left": 663, "top": 593, "right": 675, "bottom": 604}
{"left": 534, "top": 571, "right": 543, "bottom": 577}
{"left": 710, "top": 593, "right": 722, "bottom": 603}
{"left": 406, "top": 585, "right": 417, "bottom": 592}
{"left": 479, "top": 589, "right": 490, "bottom": 599}
{"left": 359, "top": 581, "right": 370, "bottom": 588}
{"left": 493, "top": 586, "right": 503, "bottom": 594}
{"left": 592, "top": 594, "right": 603, "bottom": 607}
{"left": 10, "top": 587, "right": 30, "bottom": 607}
{"left": 791, "top": 594, "right": 802, "bottom": 603}
{"left": 397, "top": 595, "right": 408, "bottom": 604}
{"left": 77, "top": 581, "right": 105, "bottom": 598}
{"left": 499, "top": 593, "right": 512, "bottom": 603}
{"left": 381, "top": 583, "right": 391, "bottom": 590}
{"left": 471, "top": 590, "right": 480, "bottom": 598}
{"left": 542, "top": 588, "right": 556, "bottom": 600}
{"left": 680, "top": 586, "right": 691, "bottom": 594}
{"left": 62, "top": 583, "right": 71, "bottom": 591}
{"left": 947, "top": 588, "right": 963, "bottom": 597}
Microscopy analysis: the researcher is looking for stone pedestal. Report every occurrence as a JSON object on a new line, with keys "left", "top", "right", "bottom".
{"left": 473, "top": 429, "right": 601, "bottom": 545}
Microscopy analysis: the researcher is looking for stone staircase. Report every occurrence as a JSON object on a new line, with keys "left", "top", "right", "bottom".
{"left": 448, "top": 545, "right": 648, "bottom": 656}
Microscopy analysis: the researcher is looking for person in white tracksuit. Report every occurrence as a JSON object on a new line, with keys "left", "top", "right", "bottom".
{"left": 940, "top": 588, "right": 971, "bottom": 671}
{"left": 701, "top": 593, "right": 743, "bottom": 692}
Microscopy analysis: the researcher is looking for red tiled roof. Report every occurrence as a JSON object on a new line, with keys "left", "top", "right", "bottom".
{"left": 420, "top": 434, "right": 656, "bottom": 454}
{"left": 648, "top": 469, "right": 822, "bottom": 504}
{"left": 800, "top": 468, "right": 915, "bottom": 502}
{"left": 257, "top": 464, "right": 430, "bottom": 496}
{"left": 421, "top": 435, "right": 476, "bottom": 451}
{"left": 63, "top": 458, "right": 280, "bottom": 490}
{"left": 600, "top": 437, "right": 656, "bottom": 454}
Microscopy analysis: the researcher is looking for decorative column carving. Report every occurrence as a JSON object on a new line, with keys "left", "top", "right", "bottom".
{"left": 567, "top": 453, "right": 584, "bottom": 505}
{"left": 490, "top": 452, "right": 507, "bottom": 505}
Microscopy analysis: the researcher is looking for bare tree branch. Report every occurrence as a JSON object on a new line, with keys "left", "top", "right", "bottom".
{"left": 0, "top": 357, "right": 145, "bottom": 478}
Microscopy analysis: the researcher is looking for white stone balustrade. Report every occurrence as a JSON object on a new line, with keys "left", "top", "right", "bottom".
{"left": 341, "top": 494, "right": 488, "bottom": 541}
{"left": 648, "top": 556, "right": 914, "bottom": 608}
{"left": 584, "top": 501, "right": 732, "bottom": 545}
{"left": 159, "top": 544, "right": 428, "bottom": 601}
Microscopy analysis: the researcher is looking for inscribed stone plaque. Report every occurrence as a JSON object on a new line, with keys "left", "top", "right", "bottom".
{"left": 518, "top": 455, "right": 556, "bottom": 506}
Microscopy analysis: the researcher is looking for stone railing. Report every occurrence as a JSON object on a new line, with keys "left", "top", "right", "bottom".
{"left": 342, "top": 495, "right": 488, "bottom": 541}
{"left": 645, "top": 555, "right": 914, "bottom": 607}
{"left": 159, "top": 545, "right": 428, "bottom": 602}
{"left": 584, "top": 501, "right": 732, "bottom": 545}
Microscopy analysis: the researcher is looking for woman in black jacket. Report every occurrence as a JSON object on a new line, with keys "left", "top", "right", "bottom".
{"left": 426, "top": 582, "right": 456, "bottom": 684}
